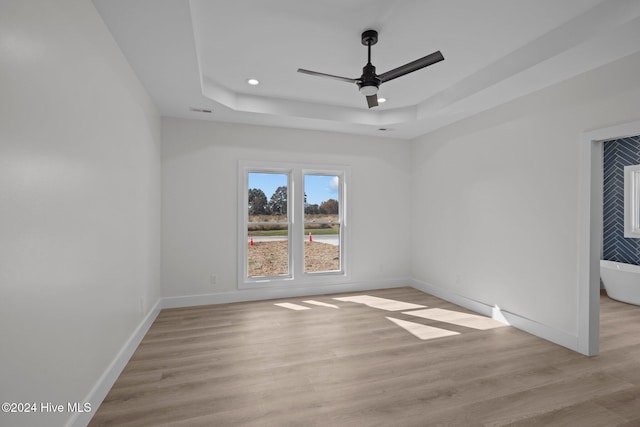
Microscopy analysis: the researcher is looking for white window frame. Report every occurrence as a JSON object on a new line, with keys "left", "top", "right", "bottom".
{"left": 238, "top": 160, "right": 350, "bottom": 288}
{"left": 624, "top": 164, "right": 640, "bottom": 238}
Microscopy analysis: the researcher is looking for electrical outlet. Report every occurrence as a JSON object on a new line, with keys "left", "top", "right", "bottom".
{"left": 210, "top": 275, "right": 217, "bottom": 285}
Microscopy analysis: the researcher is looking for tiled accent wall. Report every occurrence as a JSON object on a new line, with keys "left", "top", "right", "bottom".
{"left": 603, "top": 135, "right": 640, "bottom": 265}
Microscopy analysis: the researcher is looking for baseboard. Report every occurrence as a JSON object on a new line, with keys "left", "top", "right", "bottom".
{"left": 65, "top": 299, "right": 162, "bottom": 427}
{"left": 162, "top": 278, "right": 410, "bottom": 309}
{"left": 409, "top": 278, "right": 580, "bottom": 353}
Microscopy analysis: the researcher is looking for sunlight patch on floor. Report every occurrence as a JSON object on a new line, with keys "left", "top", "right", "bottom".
{"left": 403, "top": 308, "right": 508, "bottom": 330}
{"left": 274, "top": 302, "right": 311, "bottom": 311}
{"left": 386, "top": 317, "right": 460, "bottom": 340}
{"left": 303, "top": 300, "right": 339, "bottom": 309}
{"left": 333, "top": 295, "right": 426, "bottom": 311}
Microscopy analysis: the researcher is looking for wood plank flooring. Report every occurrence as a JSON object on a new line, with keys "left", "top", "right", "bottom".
{"left": 88, "top": 287, "right": 640, "bottom": 426}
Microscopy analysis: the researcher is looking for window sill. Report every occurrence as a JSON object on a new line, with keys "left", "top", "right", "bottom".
{"left": 238, "top": 272, "right": 349, "bottom": 290}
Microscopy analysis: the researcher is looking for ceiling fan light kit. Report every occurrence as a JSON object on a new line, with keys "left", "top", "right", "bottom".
{"left": 298, "top": 29, "right": 444, "bottom": 109}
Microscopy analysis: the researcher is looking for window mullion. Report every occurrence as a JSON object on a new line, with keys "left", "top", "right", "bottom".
{"left": 292, "top": 168, "right": 304, "bottom": 279}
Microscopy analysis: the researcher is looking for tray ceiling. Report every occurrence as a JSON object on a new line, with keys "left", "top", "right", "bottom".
{"left": 94, "top": 0, "right": 640, "bottom": 139}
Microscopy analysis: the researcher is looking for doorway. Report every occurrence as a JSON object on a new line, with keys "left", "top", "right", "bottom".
{"left": 579, "top": 119, "right": 640, "bottom": 355}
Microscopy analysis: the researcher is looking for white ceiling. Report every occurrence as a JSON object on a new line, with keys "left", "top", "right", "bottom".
{"left": 93, "top": 0, "right": 640, "bottom": 139}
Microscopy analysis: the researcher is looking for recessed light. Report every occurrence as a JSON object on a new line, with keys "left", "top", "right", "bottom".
{"left": 247, "top": 78, "right": 260, "bottom": 86}
{"left": 378, "top": 97, "right": 387, "bottom": 103}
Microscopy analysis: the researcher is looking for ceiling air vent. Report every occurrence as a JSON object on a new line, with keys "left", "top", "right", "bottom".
{"left": 190, "top": 107, "right": 212, "bottom": 113}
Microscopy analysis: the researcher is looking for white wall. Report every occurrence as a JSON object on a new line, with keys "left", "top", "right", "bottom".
{"left": 0, "top": 1, "right": 161, "bottom": 426}
{"left": 410, "top": 51, "right": 640, "bottom": 348}
{"left": 162, "top": 118, "right": 411, "bottom": 300}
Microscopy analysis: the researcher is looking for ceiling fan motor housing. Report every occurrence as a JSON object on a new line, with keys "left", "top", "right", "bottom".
{"left": 358, "top": 63, "right": 380, "bottom": 95}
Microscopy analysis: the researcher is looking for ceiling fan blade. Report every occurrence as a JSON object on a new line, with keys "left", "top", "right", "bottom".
{"left": 366, "top": 95, "right": 378, "bottom": 108}
{"left": 297, "top": 68, "right": 358, "bottom": 84}
{"left": 379, "top": 51, "right": 444, "bottom": 83}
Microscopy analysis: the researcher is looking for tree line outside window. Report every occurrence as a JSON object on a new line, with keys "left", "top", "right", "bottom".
{"left": 248, "top": 186, "right": 339, "bottom": 216}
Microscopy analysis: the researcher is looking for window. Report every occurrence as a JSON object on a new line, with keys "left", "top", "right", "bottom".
{"left": 304, "top": 174, "right": 342, "bottom": 273}
{"left": 247, "top": 172, "right": 291, "bottom": 278}
{"left": 239, "top": 161, "right": 349, "bottom": 287}
{"left": 624, "top": 164, "right": 640, "bottom": 238}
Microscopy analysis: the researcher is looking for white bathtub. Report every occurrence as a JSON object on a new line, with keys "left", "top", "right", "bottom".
{"left": 600, "top": 260, "right": 640, "bottom": 306}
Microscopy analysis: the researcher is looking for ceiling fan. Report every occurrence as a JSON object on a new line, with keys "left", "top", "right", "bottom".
{"left": 298, "top": 30, "right": 444, "bottom": 108}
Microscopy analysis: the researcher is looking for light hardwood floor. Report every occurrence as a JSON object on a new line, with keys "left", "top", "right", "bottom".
{"left": 89, "top": 287, "right": 640, "bottom": 426}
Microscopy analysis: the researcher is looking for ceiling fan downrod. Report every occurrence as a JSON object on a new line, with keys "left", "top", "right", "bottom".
{"left": 358, "top": 30, "right": 380, "bottom": 98}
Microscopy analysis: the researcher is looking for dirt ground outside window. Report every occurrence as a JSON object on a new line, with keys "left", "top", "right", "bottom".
{"left": 248, "top": 241, "right": 339, "bottom": 276}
